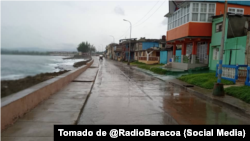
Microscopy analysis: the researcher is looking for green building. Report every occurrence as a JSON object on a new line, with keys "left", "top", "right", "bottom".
{"left": 209, "top": 14, "right": 249, "bottom": 71}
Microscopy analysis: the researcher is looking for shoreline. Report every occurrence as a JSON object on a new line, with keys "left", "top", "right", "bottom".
{"left": 1, "top": 57, "right": 92, "bottom": 98}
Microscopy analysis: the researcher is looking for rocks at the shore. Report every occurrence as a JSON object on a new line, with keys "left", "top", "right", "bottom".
{"left": 63, "top": 54, "right": 90, "bottom": 60}
{"left": 73, "top": 58, "right": 92, "bottom": 68}
{"left": 1, "top": 70, "right": 69, "bottom": 98}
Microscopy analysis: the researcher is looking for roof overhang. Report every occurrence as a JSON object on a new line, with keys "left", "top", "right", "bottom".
{"left": 164, "top": 12, "right": 173, "bottom": 17}
{"left": 179, "top": 2, "right": 190, "bottom": 8}
{"left": 167, "top": 36, "right": 211, "bottom": 44}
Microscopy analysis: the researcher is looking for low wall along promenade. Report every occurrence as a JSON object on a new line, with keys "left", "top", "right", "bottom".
{"left": 1, "top": 59, "right": 94, "bottom": 131}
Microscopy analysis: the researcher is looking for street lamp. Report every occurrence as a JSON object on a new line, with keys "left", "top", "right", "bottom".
{"left": 123, "top": 19, "right": 132, "bottom": 65}
{"left": 109, "top": 35, "right": 115, "bottom": 43}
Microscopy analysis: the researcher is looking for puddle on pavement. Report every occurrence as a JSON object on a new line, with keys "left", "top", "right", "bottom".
{"left": 89, "top": 59, "right": 250, "bottom": 125}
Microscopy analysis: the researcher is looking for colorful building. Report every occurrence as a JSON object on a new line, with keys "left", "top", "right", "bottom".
{"left": 159, "top": 44, "right": 173, "bottom": 64}
{"left": 119, "top": 38, "right": 137, "bottom": 61}
{"left": 134, "top": 37, "right": 163, "bottom": 64}
{"left": 164, "top": 0, "right": 250, "bottom": 70}
{"left": 209, "top": 14, "right": 250, "bottom": 71}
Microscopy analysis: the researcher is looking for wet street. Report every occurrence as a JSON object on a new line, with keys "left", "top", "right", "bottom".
{"left": 78, "top": 58, "right": 250, "bottom": 124}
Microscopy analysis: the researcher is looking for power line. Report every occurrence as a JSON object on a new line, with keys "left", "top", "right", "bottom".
{"left": 118, "top": 0, "right": 166, "bottom": 40}
{"left": 134, "top": 0, "right": 166, "bottom": 28}
{"left": 119, "top": 28, "right": 130, "bottom": 39}
{"left": 118, "top": 1, "right": 159, "bottom": 39}
{"left": 133, "top": 0, "right": 160, "bottom": 26}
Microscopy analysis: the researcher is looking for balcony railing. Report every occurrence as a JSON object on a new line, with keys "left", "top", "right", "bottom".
{"left": 138, "top": 57, "right": 146, "bottom": 61}
{"left": 138, "top": 56, "right": 159, "bottom": 61}
{"left": 216, "top": 64, "right": 248, "bottom": 84}
{"left": 148, "top": 57, "right": 159, "bottom": 61}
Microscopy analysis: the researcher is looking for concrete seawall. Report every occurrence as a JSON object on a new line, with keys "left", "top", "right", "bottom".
{"left": 1, "top": 60, "right": 94, "bottom": 131}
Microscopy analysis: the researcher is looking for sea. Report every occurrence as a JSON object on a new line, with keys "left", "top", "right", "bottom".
{"left": 1, "top": 54, "right": 85, "bottom": 80}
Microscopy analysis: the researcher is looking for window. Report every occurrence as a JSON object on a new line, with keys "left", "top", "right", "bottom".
{"left": 216, "top": 22, "right": 222, "bottom": 32}
{"left": 208, "top": 4, "right": 215, "bottom": 21}
{"left": 213, "top": 48, "right": 219, "bottom": 60}
{"left": 192, "top": 3, "right": 199, "bottom": 12}
{"left": 228, "top": 7, "right": 244, "bottom": 14}
{"left": 167, "top": 4, "right": 190, "bottom": 30}
{"left": 200, "top": 3, "right": 207, "bottom": 22}
{"left": 167, "top": 2, "right": 216, "bottom": 30}
{"left": 192, "top": 3, "right": 199, "bottom": 21}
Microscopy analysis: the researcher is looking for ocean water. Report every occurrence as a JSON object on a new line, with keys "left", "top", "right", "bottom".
{"left": 1, "top": 54, "right": 85, "bottom": 80}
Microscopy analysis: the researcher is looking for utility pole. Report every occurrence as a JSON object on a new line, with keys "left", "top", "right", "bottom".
{"left": 123, "top": 19, "right": 132, "bottom": 65}
{"left": 213, "top": 0, "right": 227, "bottom": 96}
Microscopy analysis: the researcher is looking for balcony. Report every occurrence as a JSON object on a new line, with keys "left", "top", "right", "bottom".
{"left": 165, "top": 2, "right": 215, "bottom": 41}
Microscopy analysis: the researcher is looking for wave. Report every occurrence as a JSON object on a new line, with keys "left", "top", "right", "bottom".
{"left": 1, "top": 74, "right": 26, "bottom": 80}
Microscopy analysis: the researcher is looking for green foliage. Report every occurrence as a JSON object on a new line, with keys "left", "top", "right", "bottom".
{"left": 77, "top": 42, "right": 96, "bottom": 54}
{"left": 129, "top": 61, "right": 167, "bottom": 75}
{"left": 77, "top": 42, "right": 90, "bottom": 53}
{"left": 150, "top": 67, "right": 168, "bottom": 74}
{"left": 177, "top": 73, "right": 234, "bottom": 89}
{"left": 225, "top": 86, "right": 250, "bottom": 103}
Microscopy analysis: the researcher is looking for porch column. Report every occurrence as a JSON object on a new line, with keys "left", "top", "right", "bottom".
{"left": 206, "top": 42, "right": 210, "bottom": 64}
{"left": 181, "top": 43, "right": 186, "bottom": 63}
{"left": 173, "top": 44, "right": 176, "bottom": 62}
{"left": 146, "top": 51, "right": 153, "bottom": 61}
{"left": 191, "top": 41, "right": 197, "bottom": 64}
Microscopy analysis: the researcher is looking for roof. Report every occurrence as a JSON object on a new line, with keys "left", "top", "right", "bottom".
{"left": 173, "top": 1, "right": 186, "bottom": 8}
{"left": 160, "top": 44, "right": 173, "bottom": 51}
{"left": 119, "top": 38, "right": 137, "bottom": 43}
{"left": 186, "top": 0, "right": 250, "bottom": 6}
{"left": 108, "top": 43, "right": 119, "bottom": 46}
{"left": 212, "top": 13, "right": 250, "bottom": 19}
{"left": 146, "top": 47, "right": 161, "bottom": 51}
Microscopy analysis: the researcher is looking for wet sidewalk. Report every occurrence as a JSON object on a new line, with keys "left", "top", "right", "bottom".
{"left": 168, "top": 79, "right": 250, "bottom": 117}
{"left": 78, "top": 59, "right": 250, "bottom": 125}
{"left": 1, "top": 57, "right": 99, "bottom": 141}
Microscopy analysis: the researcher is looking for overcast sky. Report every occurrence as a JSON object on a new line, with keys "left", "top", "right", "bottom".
{"left": 1, "top": 0, "right": 169, "bottom": 52}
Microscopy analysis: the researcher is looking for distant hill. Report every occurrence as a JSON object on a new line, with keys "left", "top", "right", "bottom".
{"left": 1, "top": 47, "right": 77, "bottom": 52}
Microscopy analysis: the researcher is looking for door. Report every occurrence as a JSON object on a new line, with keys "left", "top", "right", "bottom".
{"left": 197, "top": 42, "right": 208, "bottom": 63}
{"left": 186, "top": 43, "right": 192, "bottom": 55}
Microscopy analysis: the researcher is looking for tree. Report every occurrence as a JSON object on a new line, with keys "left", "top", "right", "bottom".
{"left": 77, "top": 42, "right": 90, "bottom": 53}
{"left": 90, "top": 45, "right": 96, "bottom": 53}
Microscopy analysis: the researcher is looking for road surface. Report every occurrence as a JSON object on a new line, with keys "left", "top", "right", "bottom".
{"left": 78, "top": 58, "right": 250, "bottom": 124}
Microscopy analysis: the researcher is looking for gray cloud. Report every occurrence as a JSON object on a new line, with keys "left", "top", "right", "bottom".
{"left": 2, "top": 1, "right": 169, "bottom": 52}
{"left": 114, "top": 6, "right": 125, "bottom": 16}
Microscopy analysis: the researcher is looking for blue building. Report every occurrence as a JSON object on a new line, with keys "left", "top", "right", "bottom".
{"left": 134, "top": 37, "right": 165, "bottom": 64}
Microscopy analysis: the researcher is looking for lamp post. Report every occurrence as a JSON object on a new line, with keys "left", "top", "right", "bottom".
{"left": 123, "top": 19, "right": 131, "bottom": 65}
{"left": 213, "top": 0, "right": 227, "bottom": 96}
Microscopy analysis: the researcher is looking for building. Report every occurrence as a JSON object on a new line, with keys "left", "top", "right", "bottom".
{"left": 164, "top": 0, "right": 250, "bottom": 70}
{"left": 209, "top": 14, "right": 250, "bottom": 71}
{"left": 114, "top": 45, "right": 123, "bottom": 61}
{"left": 160, "top": 44, "right": 174, "bottom": 64}
{"left": 106, "top": 43, "right": 118, "bottom": 59}
{"left": 133, "top": 37, "right": 165, "bottom": 64}
{"left": 211, "top": 14, "right": 250, "bottom": 85}
{"left": 119, "top": 38, "right": 137, "bottom": 61}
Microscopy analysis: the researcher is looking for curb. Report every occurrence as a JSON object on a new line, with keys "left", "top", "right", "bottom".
{"left": 169, "top": 81, "right": 250, "bottom": 118}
